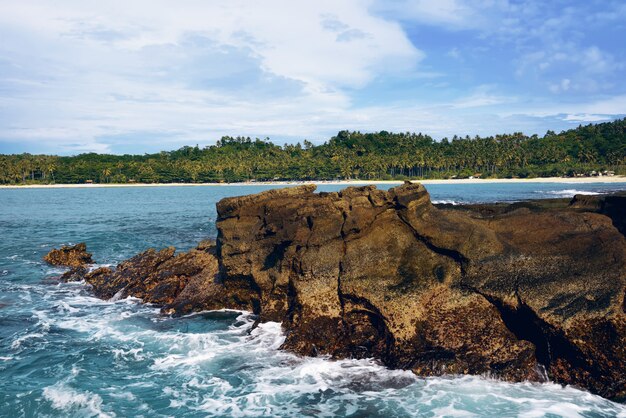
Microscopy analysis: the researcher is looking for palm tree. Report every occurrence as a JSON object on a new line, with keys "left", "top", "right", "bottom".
{"left": 102, "top": 168, "right": 111, "bottom": 183}
{"left": 46, "top": 157, "right": 57, "bottom": 183}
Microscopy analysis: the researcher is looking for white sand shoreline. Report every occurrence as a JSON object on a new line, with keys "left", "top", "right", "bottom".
{"left": 0, "top": 176, "right": 625, "bottom": 189}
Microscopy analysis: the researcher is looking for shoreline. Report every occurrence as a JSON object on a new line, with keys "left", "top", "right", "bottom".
{"left": 0, "top": 176, "right": 625, "bottom": 189}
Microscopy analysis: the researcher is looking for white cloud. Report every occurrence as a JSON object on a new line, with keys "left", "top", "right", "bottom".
{"left": 563, "top": 114, "right": 612, "bottom": 123}
{"left": 549, "top": 78, "right": 571, "bottom": 94}
{"left": 447, "top": 48, "right": 461, "bottom": 60}
{"left": 373, "top": 0, "right": 511, "bottom": 30}
{"left": 497, "top": 93, "right": 626, "bottom": 125}
{"left": 579, "top": 95, "right": 626, "bottom": 115}
{"left": 0, "top": 0, "right": 422, "bottom": 152}
{"left": 381, "top": 1, "right": 624, "bottom": 99}
{"left": 516, "top": 43, "right": 622, "bottom": 95}
{"left": 582, "top": 46, "right": 619, "bottom": 74}
{"left": 0, "top": 0, "right": 625, "bottom": 154}
{"left": 0, "top": 1, "right": 420, "bottom": 88}
{"left": 451, "top": 85, "right": 511, "bottom": 109}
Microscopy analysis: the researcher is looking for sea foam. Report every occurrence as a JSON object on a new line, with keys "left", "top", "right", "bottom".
{"left": 43, "top": 384, "right": 113, "bottom": 418}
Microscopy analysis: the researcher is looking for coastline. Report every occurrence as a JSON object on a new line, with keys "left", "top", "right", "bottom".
{"left": 0, "top": 176, "right": 625, "bottom": 189}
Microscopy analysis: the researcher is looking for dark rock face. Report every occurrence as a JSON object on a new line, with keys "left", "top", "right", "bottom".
{"left": 44, "top": 243, "right": 93, "bottom": 268}
{"left": 43, "top": 184, "right": 626, "bottom": 399}
{"left": 570, "top": 192, "right": 626, "bottom": 236}
{"left": 84, "top": 244, "right": 219, "bottom": 307}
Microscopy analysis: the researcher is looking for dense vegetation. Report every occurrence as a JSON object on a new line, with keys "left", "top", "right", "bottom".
{"left": 1, "top": 119, "right": 624, "bottom": 184}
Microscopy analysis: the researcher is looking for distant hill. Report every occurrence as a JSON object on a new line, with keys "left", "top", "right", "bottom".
{"left": 1, "top": 118, "right": 624, "bottom": 184}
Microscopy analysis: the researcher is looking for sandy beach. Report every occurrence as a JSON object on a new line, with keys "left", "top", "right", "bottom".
{"left": 0, "top": 176, "right": 625, "bottom": 189}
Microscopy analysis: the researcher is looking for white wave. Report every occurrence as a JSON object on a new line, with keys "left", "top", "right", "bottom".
{"left": 186, "top": 376, "right": 233, "bottom": 392}
{"left": 10, "top": 332, "right": 46, "bottom": 350}
{"left": 432, "top": 199, "right": 461, "bottom": 205}
{"left": 176, "top": 308, "right": 248, "bottom": 319}
{"left": 247, "top": 321, "right": 286, "bottom": 351}
{"left": 148, "top": 319, "right": 254, "bottom": 370}
{"left": 49, "top": 296, "right": 155, "bottom": 344}
{"left": 71, "top": 365, "right": 82, "bottom": 377}
{"left": 147, "top": 315, "right": 317, "bottom": 372}
{"left": 9, "top": 310, "right": 52, "bottom": 350}
{"left": 46, "top": 266, "right": 67, "bottom": 276}
{"left": 173, "top": 320, "right": 625, "bottom": 418}
{"left": 107, "top": 289, "right": 125, "bottom": 302}
{"left": 111, "top": 347, "right": 145, "bottom": 362}
{"left": 542, "top": 189, "right": 602, "bottom": 197}
{"left": 55, "top": 300, "right": 80, "bottom": 314}
{"left": 152, "top": 316, "right": 422, "bottom": 416}
{"left": 412, "top": 375, "right": 626, "bottom": 417}
{"left": 431, "top": 405, "right": 478, "bottom": 417}
{"left": 108, "top": 392, "right": 137, "bottom": 402}
{"left": 152, "top": 350, "right": 217, "bottom": 370}
{"left": 14, "top": 292, "right": 626, "bottom": 417}
{"left": 18, "top": 290, "right": 33, "bottom": 302}
{"left": 62, "top": 302, "right": 625, "bottom": 417}
{"left": 88, "top": 263, "right": 113, "bottom": 272}
{"left": 33, "top": 310, "right": 52, "bottom": 332}
{"left": 43, "top": 383, "right": 114, "bottom": 418}
{"left": 55, "top": 313, "right": 144, "bottom": 343}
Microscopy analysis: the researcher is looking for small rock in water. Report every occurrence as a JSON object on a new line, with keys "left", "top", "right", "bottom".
{"left": 43, "top": 243, "right": 93, "bottom": 268}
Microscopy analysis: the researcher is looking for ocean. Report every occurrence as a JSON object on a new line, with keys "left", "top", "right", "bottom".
{"left": 1, "top": 182, "right": 626, "bottom": 417}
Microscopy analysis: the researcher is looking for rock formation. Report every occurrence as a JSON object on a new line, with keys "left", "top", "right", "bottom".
{"left": 44, "top": 183, "right": 626, "bottom": 400}
{"left": 44, "top": 243, "right": 93, "bottom": 268}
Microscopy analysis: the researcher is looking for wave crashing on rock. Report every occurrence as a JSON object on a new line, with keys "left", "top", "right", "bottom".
{"left": 45, "top": 183, "right": 626, "bottom": 400}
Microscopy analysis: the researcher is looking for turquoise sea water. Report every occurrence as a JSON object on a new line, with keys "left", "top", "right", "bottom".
{"left": 1, "top": 182, "right": 626, "bottom": 418}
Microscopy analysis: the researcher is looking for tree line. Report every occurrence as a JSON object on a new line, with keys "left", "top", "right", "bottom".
{"left": 1, "top": 118, "right": 624, "bottom": 184}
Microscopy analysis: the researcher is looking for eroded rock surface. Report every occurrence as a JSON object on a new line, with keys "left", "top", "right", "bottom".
{"left": 44, "top": 184, "right": 626, "bottom": 399}
{"left": 44, "top": 243, "right": 93, "bottom": 268}
{"left": 84, "top": 243, "right": 219, "bottom": 307}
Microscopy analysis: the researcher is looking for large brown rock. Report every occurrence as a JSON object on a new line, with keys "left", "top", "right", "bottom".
{"left": 211, "top": 183, "right": 625, "bottom": 398}
{"left": 50, "top": 184, "right": 626, "bottom": 399}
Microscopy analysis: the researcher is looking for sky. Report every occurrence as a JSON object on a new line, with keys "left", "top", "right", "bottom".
{"left": 0, "top": 0, "right": 625, "bottom": 155}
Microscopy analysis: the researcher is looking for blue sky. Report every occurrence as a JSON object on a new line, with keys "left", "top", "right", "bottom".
{"left": 0, "top": 0, "right": 625, "bottom": 155}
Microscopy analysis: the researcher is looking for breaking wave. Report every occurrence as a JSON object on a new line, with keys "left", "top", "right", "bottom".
{"left": 1, "top": 281, "right": 624, "bottom": 417}
{"left": 540, "top": 189, "right": 602, "bottom": 197}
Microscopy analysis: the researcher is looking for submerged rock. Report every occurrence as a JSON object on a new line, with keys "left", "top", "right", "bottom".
{"left": 43, "top": 243, "right": 93, "bottom": 268}
{"left": 44, "top": 184, "right": 626, "bottom": 400}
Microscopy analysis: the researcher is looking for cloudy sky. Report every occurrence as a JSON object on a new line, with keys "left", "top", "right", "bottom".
{"left": 1, "top": 0, "right": 625, "bottom": 154}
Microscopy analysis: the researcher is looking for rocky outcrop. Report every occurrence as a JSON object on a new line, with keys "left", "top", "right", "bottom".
{"left": 44, "top": 243, "right": 93, "bottom": 268}
{"left": 212, "top": 183, "right": 626, "bottom": 399}
{"left": 44, "top": 184, "right": 626, "bottom": 400}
